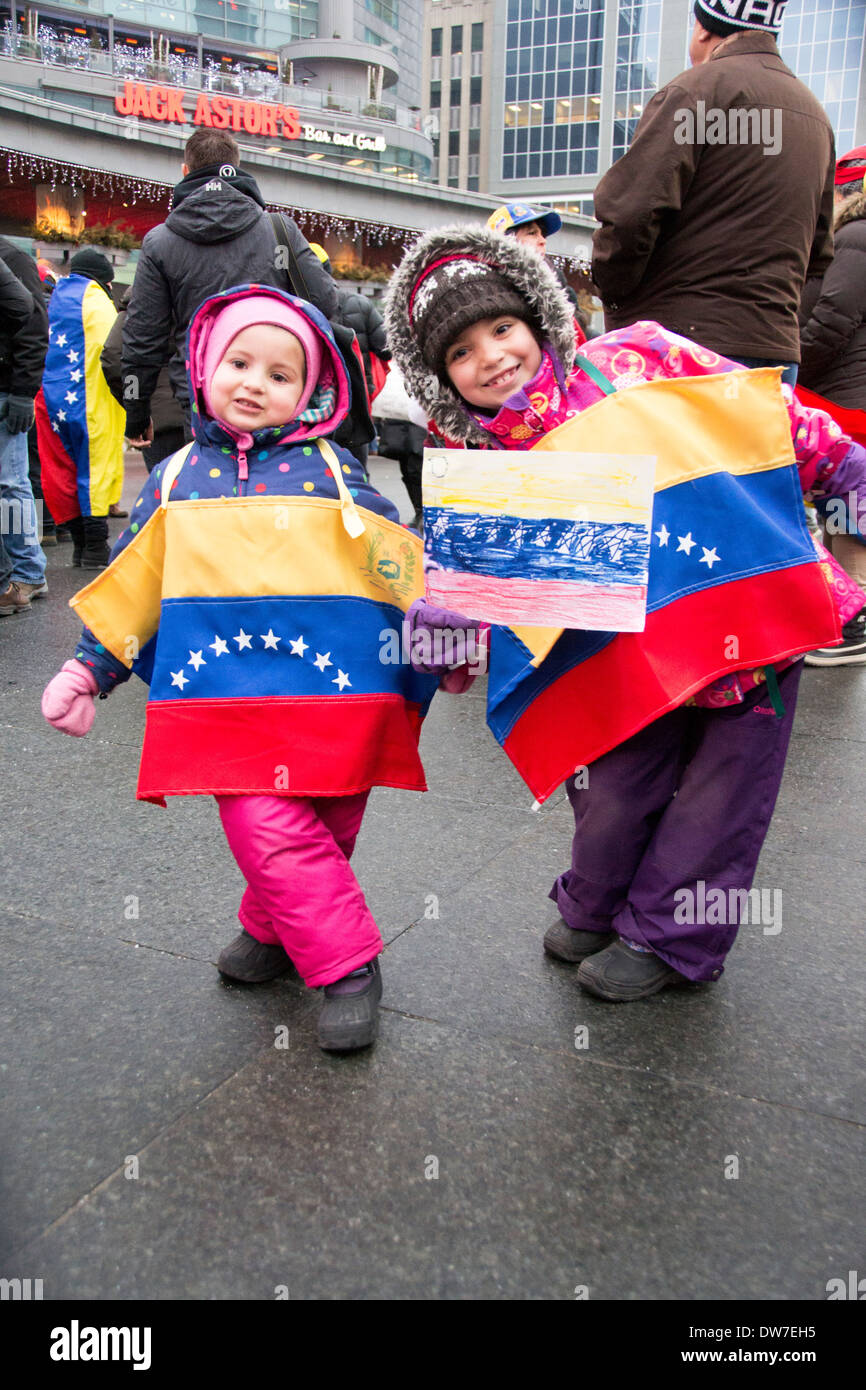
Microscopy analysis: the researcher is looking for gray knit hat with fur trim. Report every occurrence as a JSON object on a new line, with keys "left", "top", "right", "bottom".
{"left": 385, "top": 224, "right": 575, "bottom": 446}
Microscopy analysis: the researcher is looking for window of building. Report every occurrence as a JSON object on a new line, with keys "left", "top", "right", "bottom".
{"left": 468, "top": 154, "right": 480, "bottom": 178}
{"left": 450, "top": 79, "right": 461, "bottom": 106}
{"left": 779, "top": 0, "right": 866, "bottom": 152}
{"left": 366, "top": 0, "right": 399, "bottom": 30}
{"left": 448, "top": 155, "right": 459, "bottom": 178}
{"left": 451, "top": 51, "right": 463, "bottom": 77}
{"left": 470, "top": 75, "right": 482, "bottom": 104}
{"left": 431, "top": 27, "right": 442, "bottom": 57}
{"left": 471, "top": 22, "right": 484, "bottom": 52}
{"left": 449, "top": 129, "right": 460, "bottom": 156}
{"left": 471, "top": 51, "right": 483, "bottom": 76}
{"left": 430, "top": 81, "right": 441, "bottom": 109}
{"left": 468, "top": 130, "right": 480, "bottom": 155}
{"left": 467, "top": 176, "right": 479, "bottom": 190}
{"left": 430, "top": 55, "right": 442, "bottom": 79}
{"left": 611, "top": 1, "right": 662, "bottom": 160}
{"left": 469, "top": 104, "right": 481, "bottom": 128}
{"left": 503, "top": 0, "right": 607, "bottom": 184}
{"left": 451, "top": 24, "right": 463, "bottom": 53}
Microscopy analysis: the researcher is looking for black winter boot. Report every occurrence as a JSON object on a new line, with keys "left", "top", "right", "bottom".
{"left": 543, "top": 919, "right": 615, "bottom": 963}
{"left": 576, "top": 938, "right": 692, "bottom": 1001}
{"left": 217, "top": 929, "right": 294, "bottom": 983}
{"left": 318, "top": 959, "right": 382, "bottom": 1052}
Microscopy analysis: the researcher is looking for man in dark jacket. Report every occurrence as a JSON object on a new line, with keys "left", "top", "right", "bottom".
{"left": 122, "top": 129, "right": 337, "bottom": 446}
{"left": 592, "top": 0, "right": 835, "bottom": 374}
{"left": 0, "top": 237, "right": 48, "bottom": 616}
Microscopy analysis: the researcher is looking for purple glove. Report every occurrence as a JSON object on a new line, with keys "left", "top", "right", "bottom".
{"left": 405, "top": 597, "right": 487, "bottom": 678}
{"left": 42, "top": 660, "right": 100, "bottom": 737}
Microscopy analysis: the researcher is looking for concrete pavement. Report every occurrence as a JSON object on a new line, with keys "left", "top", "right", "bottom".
{"left": 1, "top": 451, "right": 864, "bottom": 1300}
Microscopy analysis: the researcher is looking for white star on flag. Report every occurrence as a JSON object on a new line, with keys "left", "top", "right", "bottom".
{"left": 67, "top": 349, "right": 79, "bottom": 363}
{"left": 57, "top": 409, "right": 66, "bottom": 422}
{"left": 52, "top": 421, "right": 60, "bottom": 433}
{"left": 261, "top": 629, "right": 281, "bottom": 650}
{"left": 65, "top": 391, "right": 77, "bottom": 404}
{"left": 188, "top": 650, "right": 206, "bottom": 670}
{"left": 699, "top": 547, "right": 721, "bottom": 569}
{"left": 209, "top": 635, "right": 229, "bottom": 656}
{"left": 69, "top": 369, "right": 82, "bottom": 383}
{"left": 56, "top": 333, "right": 67, "bottom": 347}
{"left": 313, "top": 651, "right": 332, "bottom": 672}
{"left": 676, "top": 532, "right": 697, "bottom": 555}
{"left": 170, "top": 670, "right": 189, "bottom": 690}
{"left": 233, "top": 629, "right": 252, "bottom": 651}
{"left": 289, "top": 635, "right": 308, "bottom": 656}
{"left": 332, "top": 670, "right": 351, "bottom": 690}
{"left": 655, "top": 523, "right": 670, "bottom": 547}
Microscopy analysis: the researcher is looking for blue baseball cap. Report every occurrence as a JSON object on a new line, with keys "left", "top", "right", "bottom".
{"left": 487, "top": 202, "right": 562, "bottom": 238}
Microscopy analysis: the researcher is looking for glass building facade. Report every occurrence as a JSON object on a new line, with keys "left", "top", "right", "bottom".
{"left": 107, "top": 0, "right": 320, "bottom": 47}
{"left": 612, "top": 1, "right": 663, "bottom": 161}
{"left": 502, "top": 0, "right": 605, "bottom": 181}
{"left": 778, "top": 0, "right": 866, "bottom": 153}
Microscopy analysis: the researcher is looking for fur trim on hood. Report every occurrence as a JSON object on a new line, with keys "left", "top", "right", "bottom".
{"left": 836, "top": 189, "right": 866, "bottom": 231}
{"left": 384, "top": 224, "right": 575, "bottom": 445}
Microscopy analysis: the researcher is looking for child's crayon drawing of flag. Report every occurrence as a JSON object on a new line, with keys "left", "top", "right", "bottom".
{"left": 422, "top": 448, "right": 656, "bottom": 631}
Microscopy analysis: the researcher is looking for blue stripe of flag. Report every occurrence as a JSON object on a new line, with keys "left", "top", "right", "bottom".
{"left": 149, "top": 595, "right": 439, "bottom": 707}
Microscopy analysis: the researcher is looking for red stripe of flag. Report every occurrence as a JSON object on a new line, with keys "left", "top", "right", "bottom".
{"left": 428, "top": 568, "right": 647, "bottom": 631}
{"left": 503, "top": 563, "right": 839, "bottom": 803}
{"left": 137, "top": 694, "right": 427, "bottom": 803}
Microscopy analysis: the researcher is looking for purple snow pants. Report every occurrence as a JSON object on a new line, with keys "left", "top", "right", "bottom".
{"left": 549, "top": 661, "right": 803, "bottom": 981}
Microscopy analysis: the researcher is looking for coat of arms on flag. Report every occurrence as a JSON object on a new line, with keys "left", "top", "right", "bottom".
{"left": 422, "top": 448, "right": 656, "bottom": 631}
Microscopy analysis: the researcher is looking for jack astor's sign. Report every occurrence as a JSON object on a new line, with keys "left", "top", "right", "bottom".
{"left": 115, "top": 82, "right": 387, "bottom": 151}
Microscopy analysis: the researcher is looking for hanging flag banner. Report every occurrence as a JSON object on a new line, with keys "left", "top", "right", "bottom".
{"left": 422, "top": 447, "right": 656, "bottom": 630}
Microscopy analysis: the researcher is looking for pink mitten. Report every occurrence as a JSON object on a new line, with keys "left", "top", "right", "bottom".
{"left": 41, "top": 660, "right": 100, "bottom": 737}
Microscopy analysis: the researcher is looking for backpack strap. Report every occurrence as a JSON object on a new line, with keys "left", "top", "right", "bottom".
{"left": 316, "top": 438, "right": 366, "bottom": 538}
{"left": 574, "top": 352, "right": 617, "bottom": 396}
{"left": 269, "top": 211, "right": 313, "bottom": 301}
{"left": 158, "top": 442, "right": 194, "bottom": 508}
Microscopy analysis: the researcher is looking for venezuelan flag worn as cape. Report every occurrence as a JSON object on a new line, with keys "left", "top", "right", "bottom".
{"left": 35, "top": 274, "right": 124, "bottom": 523}
{"left": 72, "top": 485, "right": 435, "bottom": 803}
{"left": 486, "top": 368, "right": 841, "bottom": 803}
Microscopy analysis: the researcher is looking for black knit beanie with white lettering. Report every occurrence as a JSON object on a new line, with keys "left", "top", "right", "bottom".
{"left": 694, "top": 1, "right": 787, "bottom": 38}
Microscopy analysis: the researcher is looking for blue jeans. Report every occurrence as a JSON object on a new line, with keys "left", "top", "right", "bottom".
{"left": 0, "top": 393, "right": 46, "bottom": 586}
{"left": 734, "top": 356, "right": 798, "bottom": 388}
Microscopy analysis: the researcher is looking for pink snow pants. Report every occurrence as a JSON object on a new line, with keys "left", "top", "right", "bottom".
{"left": 216, "top": 793, "right": 382, "bottom": 988}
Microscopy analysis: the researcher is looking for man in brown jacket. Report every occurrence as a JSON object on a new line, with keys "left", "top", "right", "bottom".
{"left": 592, "top": 0, "right": 835, "bottom": 379}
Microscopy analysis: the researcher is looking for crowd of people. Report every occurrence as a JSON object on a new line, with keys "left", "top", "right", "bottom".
{"left": 3, "top": 0, "right": 864, "bottom": 1051}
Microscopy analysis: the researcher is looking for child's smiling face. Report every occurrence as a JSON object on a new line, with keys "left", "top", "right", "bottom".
{"left": 209, "top": 325, "right": 307, "bottom": 430}
{"left": 444, "top": 315, "right": 543, "bottom": 410}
